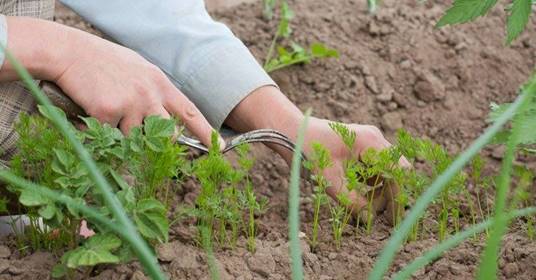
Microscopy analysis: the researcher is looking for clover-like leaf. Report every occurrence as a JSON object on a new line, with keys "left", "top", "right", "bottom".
{"left": 19, "top": 189, "right": 48, "bottom": 206}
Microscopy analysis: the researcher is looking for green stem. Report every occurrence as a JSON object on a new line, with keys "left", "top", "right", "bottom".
{"left": 264, "top": 33, "right": 280, "bottom": 68}
{"left": 265, "top": 55, "right": 314, "bottom": 73}
{"left": 288, "top": 109, "right": 311, "bottom": 280}
{"left": 368, "top": 89, "right": 531, "bottom": 280}
{"left": 311, "top": 195, "right": 322, "bottom": 249}
{"left": 476, "top": 97, "right": 526, "bottom": 279}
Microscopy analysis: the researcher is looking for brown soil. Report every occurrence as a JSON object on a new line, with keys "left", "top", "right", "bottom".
{"left": 1, "top": 0, "right": 536, "bottom": 279}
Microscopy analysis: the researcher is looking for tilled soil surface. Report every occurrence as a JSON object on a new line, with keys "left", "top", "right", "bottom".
{"left": 1, "top": 0, "right": 535, "bottom": 279}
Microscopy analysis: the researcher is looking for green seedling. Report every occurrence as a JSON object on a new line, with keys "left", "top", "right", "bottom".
{"left": 263, "top": 1, "right": 339, "bottom": 73}
{"left": 303, "top": 142, "right": 332, "bottom": 250}
{"left": 189, "top": 135, "right": 265, "bottom": 252}
{"left": 328, "top": 122, "right": 360, "bottom": 247}
{"left": 236, "top": 144, "right": 267, "bottom": 252}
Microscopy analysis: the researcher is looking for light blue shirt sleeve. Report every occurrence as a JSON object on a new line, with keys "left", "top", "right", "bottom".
{"left": 59, "top": 0, "right": 275, "bottom": 129}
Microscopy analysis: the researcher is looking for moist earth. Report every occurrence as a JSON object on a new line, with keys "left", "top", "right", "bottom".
{"left": 1, "top": 0, "right": 536, "bottom": 279}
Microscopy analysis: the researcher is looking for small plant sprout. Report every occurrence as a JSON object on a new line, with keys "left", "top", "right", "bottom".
{"left": 327, "top": 122, "right": 360, "bottom": 247}
{"left": 304, "top": 142, "right": 332, "bottom": 250}
{"left": 263, "top": 1, "right": 339, "bottom": 73}
{"left": 236, "top": 143, "right": 267, "bottom": 252}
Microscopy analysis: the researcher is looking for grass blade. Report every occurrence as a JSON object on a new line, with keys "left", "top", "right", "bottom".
{"left": 368, "top": 84, "right": 533, "bottom": 280}
{"left": 476, "top": 80, "right": 536, "bottom": 280}
{"left": 2, "top": 49, "right": 165, "bottom": 279}
{"left": 288, "top": 109, "right": 311, "bottom": 280}
{"left": 392, "top": 207, "right": 536, "bottom": 280}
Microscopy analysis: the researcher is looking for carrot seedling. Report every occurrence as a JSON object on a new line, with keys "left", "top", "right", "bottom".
{"left": 303, "top": 142, "right": 332, "bottom": 250}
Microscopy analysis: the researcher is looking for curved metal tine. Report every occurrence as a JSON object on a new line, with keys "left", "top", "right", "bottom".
{"left": 227, "top": 131, "right": 296, "bottom": 149}
{"left": 176, "top": 134, "right": 209, "bottom": 153}
{"left": 223, "top": 137, "right": 308, "bottom": 162}
{"left": 237, "top": 128, "right": 290, "bottom": 139}
{"left": 223, "top": 138, "right": 295, "bottom": 153}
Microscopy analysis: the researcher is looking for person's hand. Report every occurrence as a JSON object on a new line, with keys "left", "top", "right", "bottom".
{"left": 226, "top": 86, "right": 409, "bottom": 225}
{"left": 303, "top": 118, "right": 411, "bottom": 224}
{"left": 0, "top": 16, "right": 220, "bottom": 146}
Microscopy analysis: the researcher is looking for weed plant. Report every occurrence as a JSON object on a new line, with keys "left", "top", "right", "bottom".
{"left": 262, "top": 0, "right": 339, "bottom": 73}
{"left": 8, "top": 111, "right": 182, "bottom": 277}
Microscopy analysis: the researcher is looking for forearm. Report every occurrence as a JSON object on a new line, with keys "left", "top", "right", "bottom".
{"left": 0, "top": 16, "right": 81, "bottom": 81}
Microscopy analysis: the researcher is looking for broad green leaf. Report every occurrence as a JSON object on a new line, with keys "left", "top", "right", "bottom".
{"left": 137, "top": 199, "right": 166, "bottom": 213}
{"left": 506, "top": 0, "right": 532, "bottom": 44}
{"left": 85, "top": 233, "right": 122, "bottom": 251}
{"left": 437, "top": 0, "right": 499, "bottom": 27}
{"left": 134, "top": 211, "right": 169, "bottom": 243}
{"left": 53, "top": 149, "right": 75, "bottom": 169}
{"left": 116, "top": 187, "right": 136, "bottom": 210}
{"left": 37, "top": 105, "right": 68, "bottom": 123}
{"left": 38, "top": 203, "right": 57, "bottom": 220}
{"left": 134, "top": 199, "right": 168, "bottom": 242}
{"left": 144, "top": 116, "right": 175, "bottom": 138}
{"left": 66, "top": 247, "right": 120, "bottom": 268}
{"left": 66, "top": 197, "right": 86, "bottom": 217}
{"left": 51, "top": 263, "right": 68, "bottom": 278}
{"left": 512, "top": 112, "right": 536, "bottom": 144}
{"left": 311, "top": 43, "right": 340, "bottom": 58}
{"left": 19, "top": 189, "right": 47, "bottom": 206}
{"left": 80, "top": 117, "right": 101, "bottom": 134}
{"left": 144, "top": 137, "right": 165, "bottom": 152}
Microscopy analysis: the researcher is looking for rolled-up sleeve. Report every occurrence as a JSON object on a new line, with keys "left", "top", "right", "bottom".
{"left": 0, "top": 15, "right": 7, "bottom": 68}
{"left": 59, "top": 0, "right": 275, "bottom": 129}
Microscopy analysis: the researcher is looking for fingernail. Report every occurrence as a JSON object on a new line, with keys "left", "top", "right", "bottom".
{"left": 218, "top": 137, "right": 226, "bottom": 151}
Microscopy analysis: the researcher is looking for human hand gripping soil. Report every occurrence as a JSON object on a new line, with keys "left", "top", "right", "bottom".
{"left": 303, "top": 120, "right": 411, "bottom": 225}
{"left": 226, "top": 86, "right": 411, "bottom": 226}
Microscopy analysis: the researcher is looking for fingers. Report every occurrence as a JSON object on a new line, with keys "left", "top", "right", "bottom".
{"left": 355, "top": 125, "right": 412, "bottom": 168}
{"left": 119, "top": 107, "right": 170, "bottom": 135}
{"left": 163, "top": 86, "right": 225, "bottom": 149}
{"left": 119, "top": 114, "right": 144, "bottom": 135}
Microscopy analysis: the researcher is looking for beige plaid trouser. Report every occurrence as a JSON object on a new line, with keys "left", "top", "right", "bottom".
{"left": 0, "top": 0, "right": 54, "bottom": 167}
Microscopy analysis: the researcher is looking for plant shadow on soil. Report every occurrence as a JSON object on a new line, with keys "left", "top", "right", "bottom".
{"left": 1, "top": 0, "right": 536, "bottom": 279}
